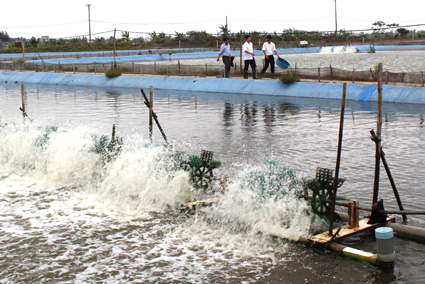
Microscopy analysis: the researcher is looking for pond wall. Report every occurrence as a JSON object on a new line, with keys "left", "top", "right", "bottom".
{"left": 1, "top": 71, "right": 425, "bottom": 104}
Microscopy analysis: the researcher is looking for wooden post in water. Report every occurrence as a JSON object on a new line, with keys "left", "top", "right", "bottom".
{"left": 154, "top": 61, "right": 157, "bottom": 73}
{"left": 73, "top": 64, "right": 75, "bottom": 74}
{"left": 370, "top": 129, "right": 407, "bottom": 223}
{"left": 141, "top": 89, "right": 168, "bottom": 144}
{"left": 328, "top": 83, "right": 347, "bottom": 235}
{"left": 422, "top": 72, "right": 424, "bottom": 87}
{"left": 178, "top": 60, "right": 181, "bottom": 74}
{"left": 149, "top": 86, "right": 153, "bottom": 142}
{"left": 21, "top": 85, "right": 26, "bottom": 116}
{"left": 401, "top": 71, "right": 405, "bottom": 83}
{"left": 372, "top": 63, "right": 383, "bottom": 205}
{"left": 318, "top": 68, "right": 321, "bottom": 82}
{"left": 386, "top": 70, "right": 388, "bottom": 84}
{"left": 330, "top": 65, "right": 333, "bottom": 78}
{"left": 352, "top": 69, "right": 355, "bottom": 83}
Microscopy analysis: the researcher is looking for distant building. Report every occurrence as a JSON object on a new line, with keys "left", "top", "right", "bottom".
{"left": 300, "top": 40, "right": 308, "bottom": 48}
{"left": 40, "top": 36, "right": 50, "bottom": 43}
{"left": 0, "top": 42, "right": 10, "bottom": 49}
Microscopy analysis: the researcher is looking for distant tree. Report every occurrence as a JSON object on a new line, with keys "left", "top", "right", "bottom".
{"left": 396, "top": 28, "right": 409, "bottom": 38}
{"left": 70, "top": 38, "right": 80, "bottom": 45}
{"left": 219, "top": 24, "right": 230, "bottom": 36}
{"left": 158, "top": 32, "right": 170, "bottom": 40}
{"left": 149, "top": 31, "right": 158, "bottom": 41}
{"left": 29, "top": 36, "right": 39, "bottom": 48}
{"left": 0, "top": 31, "right": 10, "bottom": 42}
{"left": 174, "top": 32, "right": 185, "bottom": 41}
{"left": 48, "top": 39, "right": 57, "bottom": 46}
{"left": 57, "top": 38, "right": 66, "bottom": 45}
{"left": 186, "top": 30, "right": 211, "bottom": 41}
{"left": 122, "top": 31, "right": 130, "bottom": 42}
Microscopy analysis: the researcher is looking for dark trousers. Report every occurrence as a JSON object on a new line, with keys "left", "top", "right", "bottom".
{"left": 244, "top": 59, "right": 256, "bottom": 72}
{"left": 222, "top": 56, "right": 231, "bottom": 71}
{"left": 261, "top": 55, "right": 275, "bottom": 73}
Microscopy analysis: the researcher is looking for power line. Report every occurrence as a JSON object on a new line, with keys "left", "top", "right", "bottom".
{"left": 90, "top": 19, "right": 222, "bottom": 26}
{"left": 3, "top": 21, "right": 87, "bottom": 29}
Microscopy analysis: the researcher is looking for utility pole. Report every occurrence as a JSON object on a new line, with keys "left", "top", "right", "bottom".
{"left": 334, "top": 0, "right": 338, "bottom": 39}
{"left": 86, "top": 4, "right": 92, "bottom": 44}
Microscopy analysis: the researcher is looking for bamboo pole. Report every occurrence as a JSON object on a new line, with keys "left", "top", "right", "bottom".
{"left": 21, "top": 85, "right": 26, "bottom": 116}
{"left": 141, "top": 89, "right": 168, "bottom": 144}
{"left": 370, "top": 129, "right": 407, "bottom": 222}
{"left": 329, "top": 83, "right": 347, "bottom": 235}
{"left": 373, "top": 63, "right": 383, "bottom": 205}
{"left": 149, "top": 86, "right": 153, "bottom": 142}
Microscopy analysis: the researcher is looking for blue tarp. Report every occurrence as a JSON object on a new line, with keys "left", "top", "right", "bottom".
{"left": 0, "top": 48, "right": 209, "bottom": 59}
{"left": 1, "top": 71, "right": 425, "bottom": 104}
{"left": 7, "top": 44, "right": 425, "bottom": 65}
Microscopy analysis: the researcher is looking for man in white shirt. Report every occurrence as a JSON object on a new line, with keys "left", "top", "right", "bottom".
{"left": 242, "top": 35, "right": 257, "bottom": 79}
{"left": 217, "top": 37, "right": 231, "bottom": 78}
{"left": 260, "top": 35, "right": 280, "bottom": 79}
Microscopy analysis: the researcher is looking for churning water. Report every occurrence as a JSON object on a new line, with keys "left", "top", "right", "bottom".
{"left": 1, "top": 83, "right": 425, "bottom": 283}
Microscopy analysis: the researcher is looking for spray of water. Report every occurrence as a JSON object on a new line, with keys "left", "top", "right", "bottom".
{"left": 0, "top": 122, "right": 193, "bottom": 215}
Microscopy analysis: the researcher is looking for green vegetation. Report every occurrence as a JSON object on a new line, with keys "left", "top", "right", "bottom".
{"left": 279, "top": 73, "right": 300, "bottom": 85}
{"left": 105, "top": 68, "right": 122, "bottom": 78}
{"left": 1, "top": 21, "right": 425, "bottom": 54}
{"left": 156, "top": 68, "right": 168, "bottom": 75}
{"left": 202, "top": 70, "right": 220, "bottom": 76}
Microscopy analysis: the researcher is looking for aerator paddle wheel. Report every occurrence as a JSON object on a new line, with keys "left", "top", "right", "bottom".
{"left": 305, "top": 168, "right": 345, "bottom": 219}
{"left": 181, "top": 150, "right": 221, "bottom": 191}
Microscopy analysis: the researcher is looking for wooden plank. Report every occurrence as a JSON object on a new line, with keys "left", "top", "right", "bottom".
{"left": 180, "top": 198, "right": 219, "bottom": 212}
{"left": 309, "top": 217, "right": 395, "bottom": 244}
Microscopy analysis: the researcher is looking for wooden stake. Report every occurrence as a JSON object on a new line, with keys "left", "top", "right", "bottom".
{"left": 386, "top": 70, "right": 388, "bottom": 84}
{"left": 329, "top": 83, "right": 347, "bottom": 235}
{"left": 21, "top": 85, "right": 26, "bottom": 115}
{"left": 141, "top": 89, "right": 168, "bottom": 144}
{"left": 318, "top": 68, "right": 321, "bottom": 82}
{"left": 149, "top": 86, "right": 153, "bottom": 142}
{"left": 352, "top": 69, "right": 355, "bottom": 83}
{"left": 373, "top": 63, "right": 383, "bottom": 204}
{"left": 422, "top": 72, "right": 424, "bottom": 87}
{"left": 178, "top": 60, "right": 181, "bottom": 74}
{"left": 370, "top": 129, "right": 407, "bottom": 222}
{"left": 330, "top": 65, "right": 333, "bottom": 78}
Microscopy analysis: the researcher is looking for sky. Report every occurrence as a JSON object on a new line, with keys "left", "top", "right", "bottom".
{"left": 1, "top": 0, "right": 424, "bottom": 39}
